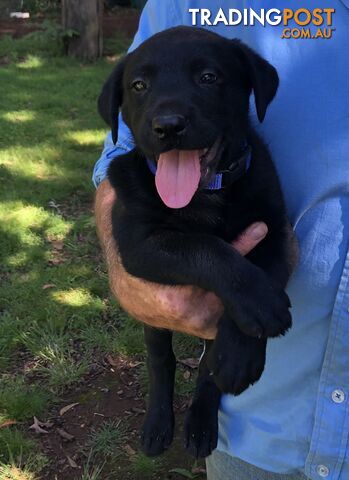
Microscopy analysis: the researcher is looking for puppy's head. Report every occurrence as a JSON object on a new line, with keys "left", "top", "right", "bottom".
{"left": 98, "top": 27, "right": 278, "bottom": 208}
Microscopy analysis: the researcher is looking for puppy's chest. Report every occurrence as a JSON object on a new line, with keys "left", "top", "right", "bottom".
{"left": 165, "top": 204, "right": 226, "bottom": 237}
{"left": 162, "top": 193, "right": 252, "bottom": 241}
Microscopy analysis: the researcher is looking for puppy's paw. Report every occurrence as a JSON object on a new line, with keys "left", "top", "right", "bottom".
{"left": 207, "top": 333, "right": 266, "bottom": 395}
{"left": 185, "top": 399, "right": 218, "bottom": 458}
{"left": 140, "top": 408, "right": 174, "bottom": 457}
{"left": 226, "top": 279, "right": 292, "bottom": 339}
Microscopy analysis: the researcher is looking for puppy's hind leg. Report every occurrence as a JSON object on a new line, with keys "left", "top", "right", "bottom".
{"left": 185, "top": 341, "right": 221, "bottom": 458}
{"left": 140, "top": 325, "right": 176, "bottom": 456}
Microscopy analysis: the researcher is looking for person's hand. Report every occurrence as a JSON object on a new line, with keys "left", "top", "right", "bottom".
{"left": 95, "top": 179, "right": 268, "bottom": 339}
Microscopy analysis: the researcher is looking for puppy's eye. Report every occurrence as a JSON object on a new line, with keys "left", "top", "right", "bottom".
{"left": 200, "top": 72, "right": 218, "bottom": 85}
{"left": 131, "top": 80, "right": 147, "bottom": 92}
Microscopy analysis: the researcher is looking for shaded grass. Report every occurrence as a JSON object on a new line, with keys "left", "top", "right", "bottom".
{"left": 0, "top": 27, "right": 131, "bottom": 475}
{"left": 87, "top": 419, "right": 127, "bottom": 460}
{"left": 0, "top": 377, "right": 50, "bottom": 422}
{"left": 80, "top": 460, "right": 105, "bottom": 480}
{"left": 0, "top": 429, "right": 36, "bottom": 465}
{"left": 0, "top": 428, "right": 48, "bottom": 474}
{"left": 131, "top": 453, "right": 163, "bottom": 478}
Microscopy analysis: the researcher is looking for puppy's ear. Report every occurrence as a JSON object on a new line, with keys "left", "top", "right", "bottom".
{"left": 98, "top": 56, "right": 127, "bottom": 144}
{"left": 234, "top": 42, "right": 279, "bottom": 122}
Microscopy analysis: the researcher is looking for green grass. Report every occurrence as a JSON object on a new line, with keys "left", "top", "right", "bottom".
{"left": 0, "top": 377, "right": 50, "bottom": 422}
{"left": 0, "top": 26, "right": 132, "bottom": 476}
{"left": 0, "top": 427, "right": 48, "bottom": 475}
{"left": 0, "top": 429, "right": 36, "bottom": 465}
{"left": 131, "top": 453, "right": 163, "bottom": 478}
{"left": 87, "top": 419, "right": 127, "bottom": 460}
{"left": 0, "top": 27, "right": 127, "bottom": 365}
{"left": 80, "top": 461, "right": 105, "bottom": 480}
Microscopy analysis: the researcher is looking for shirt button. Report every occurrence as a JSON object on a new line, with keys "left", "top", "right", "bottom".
{"left": 317, "top": 465, "right": 329, "bottom": 477}
{"left": 332, "top": 389, "right": 345, "bottom": 403}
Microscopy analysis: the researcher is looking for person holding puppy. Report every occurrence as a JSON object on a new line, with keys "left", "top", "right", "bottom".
{"left": 94, "top": 1, "right": 349, "bottom": 479}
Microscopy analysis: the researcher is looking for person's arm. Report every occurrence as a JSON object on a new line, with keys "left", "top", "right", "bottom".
{"left": 95, "top": 179, "right": 268, "bottom": 339}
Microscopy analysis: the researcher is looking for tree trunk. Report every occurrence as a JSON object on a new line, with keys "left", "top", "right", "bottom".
{"left": 62, "top": 0, "right": 103, "bottom": 61}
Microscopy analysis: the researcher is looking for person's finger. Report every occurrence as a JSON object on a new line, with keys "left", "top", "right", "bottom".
{"left": 232, "top": 222, "right": 268, "bottom": 256}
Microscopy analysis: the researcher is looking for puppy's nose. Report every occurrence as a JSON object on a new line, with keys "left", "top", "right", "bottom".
{"left": 152, "top": 115, "right": 187, "bottom": 139}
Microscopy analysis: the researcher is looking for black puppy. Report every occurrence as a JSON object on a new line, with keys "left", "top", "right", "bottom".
{"left": 98, "top": 27, "right": 297, "bottom": 459}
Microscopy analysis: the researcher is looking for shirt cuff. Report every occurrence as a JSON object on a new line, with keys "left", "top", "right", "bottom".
{"left": 92, "top": 128, "right": 135, "bottom": 188}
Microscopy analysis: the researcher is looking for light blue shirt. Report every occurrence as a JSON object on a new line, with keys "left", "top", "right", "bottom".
{"left": 93, "top": 2, "right": 349, "bottom": 478}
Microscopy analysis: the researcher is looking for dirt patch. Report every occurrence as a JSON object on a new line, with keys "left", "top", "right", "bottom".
{"left": 28, "top": 355, "right": 205, "bottom": 480}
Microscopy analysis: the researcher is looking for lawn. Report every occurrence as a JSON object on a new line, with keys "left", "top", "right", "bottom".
{"left": 0, "top": 21, "right": 203, "bottom": 480}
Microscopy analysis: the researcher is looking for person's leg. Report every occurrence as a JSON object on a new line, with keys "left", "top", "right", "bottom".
{"left": 206, "top": 450, "right": 309, "bottom": 480}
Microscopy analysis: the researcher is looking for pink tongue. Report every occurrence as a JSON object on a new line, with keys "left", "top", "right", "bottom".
{"left": 155, "top": 150, "right": 201, "bottom": 208}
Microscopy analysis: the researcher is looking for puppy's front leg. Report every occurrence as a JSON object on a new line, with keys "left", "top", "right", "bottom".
{"left": 117, "top": 228, "right": 291, "bottom": 339}
{"left": 140, "top": 326, "right": 176, "bottom": 456}
{"left": 207, "top": 312, "right": 267, "bottom": 395}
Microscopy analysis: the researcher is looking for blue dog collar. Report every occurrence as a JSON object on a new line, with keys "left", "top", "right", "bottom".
{"left": 146, "top": 144, "right": 252, "bottom": 191}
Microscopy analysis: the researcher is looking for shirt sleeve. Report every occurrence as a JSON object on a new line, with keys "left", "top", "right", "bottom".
{"left": 92, "top": 0, "right": 182, "bottom": 188}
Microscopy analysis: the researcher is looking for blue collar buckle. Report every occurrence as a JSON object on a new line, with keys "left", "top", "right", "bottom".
{"left": 206, "top": 144, "right": 252, "bottom": 190}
